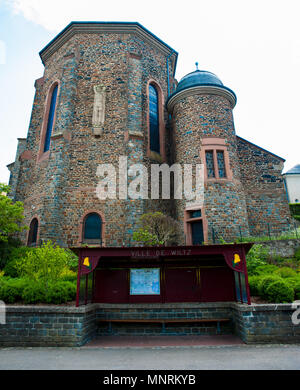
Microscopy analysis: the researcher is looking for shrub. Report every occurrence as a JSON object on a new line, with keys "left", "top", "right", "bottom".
{"left": 265, "top": 280, "right": 294, "bottom": 303}
{"left": 0, "top": 183, "right": 27, "bottom": 243}
{"left": 45, "top": 281, "right": 76, "bottom": 304}
{"left": 285, "top": 277, "right": 300, "bottom": 290}
{"left": 258, "top": 275, "right": 281, "bottom": 299}
{"left": 16, "top": 241, "right": 70, "bottom": 287}
{"left": 21, "top": 280, "right": 77, "bottom": 304}
{"left": 274, "top": 267, "right": 297, "bottom": 279}
{"left": 295, "top": 282, "right": 300, "bottom": 300}
{"left": 295, "top": 247, "right": 300, "bottom": 261}
{"left": 60, "top": 268, "right": 77, "bottom": 282}
{"left": 248, "top": 275, "right": 261, "bottom": 296}
{"left": 246, "top": 245, "right": 269, "bottom": 275}
{"left": 21, "top": 282, "right": 46, "bottom": 304}
{"left": 3, "top": 259, "right": 19, "bottom": 278}
{"left": 251, "top": 264, "right": 279, "bottom": 276}
{"left": 0, "top": 278, "right": 28, "bottom": 303}
{"left": 0, "top": 237, "right": 22, "bottom": 269}
{"left": 289, "top": 203, "right": 300, "bottom": 218}
{"left": 65, "top": 250, "right": 78, "bottom": 272}
{"left": 282, "top": 258, "right": 299, "bottom": 269}
{"left": 4, "top": 247, "right": 34, "bottom": 277}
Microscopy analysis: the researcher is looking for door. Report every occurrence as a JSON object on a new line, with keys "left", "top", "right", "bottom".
{"left": 191, "top": 221, "right": 204, "bottom": 244}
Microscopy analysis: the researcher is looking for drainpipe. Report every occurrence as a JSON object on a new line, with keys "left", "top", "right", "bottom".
{"left": 166, "top": 50, "right": 174, "bottom": 98}
{"left": 166, "top": 51, "right": 174, "bottom": 122}
{"left": 283, "top": 176, "right": 290, "bottom": 203}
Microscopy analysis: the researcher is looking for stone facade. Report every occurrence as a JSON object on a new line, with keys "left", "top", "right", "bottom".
{"left": 7, "top": 21, "right": 291, "bottom": 247}
{"left": 237, "top": 136, "right": 291, "bottom": 236}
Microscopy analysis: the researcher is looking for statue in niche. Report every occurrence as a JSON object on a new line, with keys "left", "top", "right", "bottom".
{"left": 92, "top": 85, "right": 106, "bottom": 136}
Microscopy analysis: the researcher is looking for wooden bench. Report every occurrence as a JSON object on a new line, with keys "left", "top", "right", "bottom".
{"left": 96, "top": 318, "right": 231, "bottom": 334}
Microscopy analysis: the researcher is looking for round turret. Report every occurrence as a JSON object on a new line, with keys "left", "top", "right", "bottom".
{"left": 167, "top": 67, "right": 249, "bottom": 243}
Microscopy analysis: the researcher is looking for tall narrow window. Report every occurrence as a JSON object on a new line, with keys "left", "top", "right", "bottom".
{"left": 27, "top": 218, "right": 38, "bottom": 247}
{"left": 205, "top": 151, "right": 215, "bottom": 178}
{"left": 149, "top": 84, "right": 160, "bottom": 154}
{"left": 217, "top": 151, "right": 226, "bottom": 178}
{"left": 44, "top": 84, "right": 58, "bottom": 152}
{"left": 83, "top": 213, "right": 102, "bottom": 244}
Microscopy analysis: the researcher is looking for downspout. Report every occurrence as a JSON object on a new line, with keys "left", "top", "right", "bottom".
{"left": 283, "top": 175, "right": 290, "bottom": 203}
{"left": 166, "top": 50, "right": 175, "bottom": 98}
{"left": 166, "top": 50, "right": 174, "bottom": 121}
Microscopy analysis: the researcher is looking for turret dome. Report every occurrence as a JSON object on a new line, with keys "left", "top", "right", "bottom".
{"left": 167, "top": 67, "right": 237, "bottom": 110}
{"left": 176, "top": 69, "right": 224, "bottom": 93}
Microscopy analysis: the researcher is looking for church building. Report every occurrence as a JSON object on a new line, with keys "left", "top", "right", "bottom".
{"left": 7, "top": 21, "right": 291, "bottom": 248}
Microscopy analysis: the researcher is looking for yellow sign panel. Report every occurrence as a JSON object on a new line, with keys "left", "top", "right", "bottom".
{"left": 83, "top": 257, "right": 90, "bottom": 267}
{"left": 234, "top": 254, "right": 241, "bottom": 264}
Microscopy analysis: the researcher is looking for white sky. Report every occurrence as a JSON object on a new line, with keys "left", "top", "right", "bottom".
{"left": 0, "top": 0, "right": 300, "bottom": 184}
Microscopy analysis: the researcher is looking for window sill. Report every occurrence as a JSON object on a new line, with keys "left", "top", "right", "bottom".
{"left": 148, "top": 150, "right": 164, "bottom": 163}
{"left": 205, "top": 177, "right": 232, "bottom": 183}
{"left": 37, "top": 150, "right": 50, "bottom": 164}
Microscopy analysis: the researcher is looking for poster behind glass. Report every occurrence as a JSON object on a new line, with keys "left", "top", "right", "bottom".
{"left": 130, "top": 268, "right": 160, "bottom": 295}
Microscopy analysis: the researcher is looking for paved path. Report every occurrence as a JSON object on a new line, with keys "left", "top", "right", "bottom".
{"left": 0, "top": 343, "right": 300, "bottom": 370}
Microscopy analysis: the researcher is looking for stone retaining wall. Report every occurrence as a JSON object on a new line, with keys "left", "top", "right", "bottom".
{"left": 255, "top": 239, "right": 300, "bottom": 258}
{"left": 0, "top": 302, "right": 299, "bottom": 346}
{"left": 233, "top": 303, "right": 300, "bottom": 344}
{"left": 0, "top": 304, "right": 97, "bottom": 347}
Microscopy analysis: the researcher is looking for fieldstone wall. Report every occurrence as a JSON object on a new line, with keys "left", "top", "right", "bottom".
{"left": 233, "top": 303, "right": 300, "bottom": 344}
{"left": 255, "top": 239, "right": 300, "bottom": 258}
{"left": 0, "top": 304, "right": 97, "bottom": 347}
{"left": 1, "top": 302, "right": 299, "bottom": 345}
{"left": 237, "top": 136, "right": 292, "bottom": 237}
{"left": 8, "top": 25, "right": 177, "bottom": 248}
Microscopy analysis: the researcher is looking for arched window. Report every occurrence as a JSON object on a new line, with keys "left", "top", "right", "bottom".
{"left": 27, "top": 218, "right": 38, "bottom": 246}
{"left": 43, "top": 84, "right": 58, "bottom": 152}
{"left": 83, "top": 213, "right": 102, "bottom": 244}
{"left": 149, "top": 84, "right": 160, "bottom": 154}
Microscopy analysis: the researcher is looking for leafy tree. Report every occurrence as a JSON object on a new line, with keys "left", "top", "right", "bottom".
{"left": 0, "top": 183, "right": 26, "bottom": 243}
{"left": 133, "top": 212, "right": 180, "bottom": 246}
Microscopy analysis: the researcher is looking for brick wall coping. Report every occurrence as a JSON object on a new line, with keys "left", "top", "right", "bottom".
{"left": 253, "top": 239, "right": 300, "bottom": 244}
{"left": 4, "top": 304, "right": 97, "bottom": 314}
{"left": 234, "top": 303, "right": 298, "bottom": 312}
{"left": 96, "top": 302, "right": 234, "bottom": 309}
{"left": 4, "top": 302, "right": 297, "bottom": 314}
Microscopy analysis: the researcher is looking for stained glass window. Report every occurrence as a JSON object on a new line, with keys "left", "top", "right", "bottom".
{"left": 84, "top": 213, "right": 102, "bottom": 240}
{"left": 205, "top": 151, "right": 215, "bottom": 178}
{"left": 44, "top": 84, "right": 58, "bottom": 152}
{"left": 217, "top": 151, "right": 226, "bottom": 178}
{"left": 149, "top": 84, "right": 160, "bottom": 154}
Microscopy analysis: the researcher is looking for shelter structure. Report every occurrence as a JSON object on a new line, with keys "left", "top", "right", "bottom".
{"left": 72, "top": 243, "right": 252, "bottom": 306}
